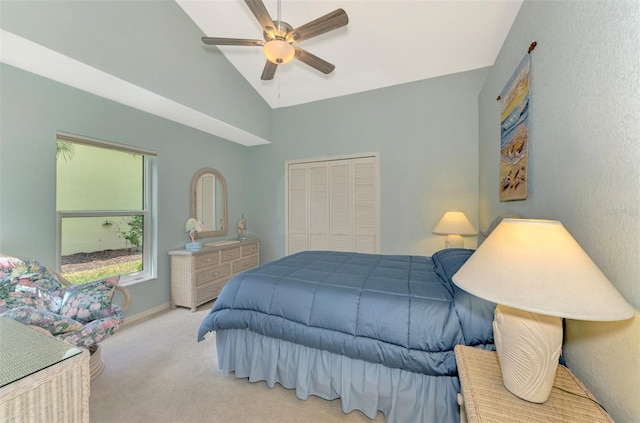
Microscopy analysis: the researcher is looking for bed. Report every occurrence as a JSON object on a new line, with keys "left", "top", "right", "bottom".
{"left": 197, "top": 248, "right": 496, "bottom": 422}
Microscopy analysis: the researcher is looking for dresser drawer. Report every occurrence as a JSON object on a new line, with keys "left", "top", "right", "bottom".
{"left": 195, "top": 252, "right": 219, "bottom": 270}
{"left": 196, "top": 281, "right": 223, "bottom": 305}
{"left": 195, "top": 263, "right": 230, "bottom": 287}
{"left": 232, "top": 255, "right": 258, "bottom": 274}
{"left": 241, "top": 242, "right": 259, "bottom": 257}
{"left": 221, "top": 247, "right": 241, "bottom": 262}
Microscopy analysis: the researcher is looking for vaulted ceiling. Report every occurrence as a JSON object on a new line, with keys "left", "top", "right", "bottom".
{"left": 1, "top": 0, "right": 523, "bottom": 145}
{"left": 178, "top": 1, "right": 523, "bottom": 108}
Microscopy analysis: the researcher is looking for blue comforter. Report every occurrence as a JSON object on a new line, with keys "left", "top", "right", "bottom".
{"left": 198, "top": 249, "right": 495, "bottom": 376}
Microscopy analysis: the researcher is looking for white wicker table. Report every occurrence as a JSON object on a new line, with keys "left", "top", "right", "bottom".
{"left": 0, "top": 318, "right": 90, "bottom": 422}
{"left": 455, "top": 345, "right": 613, "bottom": 423}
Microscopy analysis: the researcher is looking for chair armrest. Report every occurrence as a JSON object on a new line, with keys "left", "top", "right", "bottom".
{"left": 114, "top": 285, "right": 131, "bottom": 312}
{"left": 56, "top": 270, "right": 73, "bottom": 287}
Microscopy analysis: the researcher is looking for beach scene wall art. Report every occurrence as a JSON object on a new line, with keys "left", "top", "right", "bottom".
{"left": 499, "top": 54, "right": 530, "bottom": 202}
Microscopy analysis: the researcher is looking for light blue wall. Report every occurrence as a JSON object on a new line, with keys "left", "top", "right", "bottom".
{"left": 0, "top": 64, "right": 251, "bottom": 316}
{"left": 478, "top": 1, "right": 639, "bottom": 421}
{"left": 1, "top": 60, "right": 488, "bottom": 316}
{"left": 248, "top": 68, "right": 488, "bottom": 263}
{"left": 0, "top": 0, "right": 272, "bottom": 317}
{"left": 0, "top": 0, "right": 272, "bottom": 140}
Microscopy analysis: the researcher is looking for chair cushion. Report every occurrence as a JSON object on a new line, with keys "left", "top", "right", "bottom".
{"left": 0, "top": 293, "right": 46, "bottom": 314}
{"left": 3, "top": 306, "right": 83, "bottom": 335}
{"left": 56, "top": 304, "right": 125, "bottom": 348}
{"left": 0, "top": 257, "right": 64, "bottom": 296}
{"left": 60, "top": 276, "right": 120, "bottom": 323}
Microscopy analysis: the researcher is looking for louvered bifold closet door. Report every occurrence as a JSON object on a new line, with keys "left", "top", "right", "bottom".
{"left": 286, "top": 154, "right": 378, "bottom": 256}
{"left": 353, "top": 157, "right": 377, "bottom": 253}
{"left": 288, "top": 164, "right": 309, "bottom": 254}
{"left": 329, "top": 160, "right": 353, "bottom": 251}
{"left": 309, "top": 162, "right": 330, "bottom": 250}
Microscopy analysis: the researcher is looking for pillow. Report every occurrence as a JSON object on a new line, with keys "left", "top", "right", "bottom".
{"left": 432, "top": 248, "right": 474, "bottom": 283}
{"left": 0, "top": 257, "right": 65, "bottom": 298}
{"left": 478, "top": 213, "right": 522, "bottom": 246}
{"left": 0, "top": 293, "right": 47, "bottom": 313}
{"left": 37, "top": 289, "right": 64, "bottom": 314}
{"left": 0, "top": 257, "right": 25, "bottom": 297}
{"left": 453, "top": 287, "right": 496, "bottom": 346}
{"left": 432, "top": 249, "right": 496, "bottom": 346}
{"left": 3, "top": 306, "right": 83, "bottom": 335}
{"left": 60, "top": 276, "right": 120, "bottom": 323}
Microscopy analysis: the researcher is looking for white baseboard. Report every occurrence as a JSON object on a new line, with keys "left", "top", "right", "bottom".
{"left": 123, "top": 302, "right": 171, "bottom": 326}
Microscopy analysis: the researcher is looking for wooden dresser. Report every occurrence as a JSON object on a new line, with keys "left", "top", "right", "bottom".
{"left": 168, "top": 239, "right": 259, "bottom": 311}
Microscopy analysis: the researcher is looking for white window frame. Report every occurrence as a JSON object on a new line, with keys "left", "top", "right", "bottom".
{"left": 55, "top": 132, "right": 157, "bottom": 286}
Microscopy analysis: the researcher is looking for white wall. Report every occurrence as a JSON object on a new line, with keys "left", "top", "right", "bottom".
{"left": 478, "top": 1, "right": 639, "bottom": 421}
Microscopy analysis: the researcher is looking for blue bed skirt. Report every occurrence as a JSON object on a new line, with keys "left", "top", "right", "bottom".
{"left": 215, "top": 329, "right": 460, "bottom": 423}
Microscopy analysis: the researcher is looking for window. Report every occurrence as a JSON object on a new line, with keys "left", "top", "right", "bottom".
{"left": 56, "top": 133, "right": 156, "bottom": 285}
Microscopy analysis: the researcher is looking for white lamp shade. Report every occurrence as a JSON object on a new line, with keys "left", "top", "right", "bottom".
{"left": 433, "top": 211, "right": 477, "bottom": 236}
{"left": 452, "top": 219, "right": 634, "bottom": 321}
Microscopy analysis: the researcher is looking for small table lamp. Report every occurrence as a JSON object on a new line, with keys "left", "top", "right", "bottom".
{"left": 452, "top": 219, "right": 634, "bottom": 403}
{"left": 433, "top": 211, "right": 477, "bottom": 248}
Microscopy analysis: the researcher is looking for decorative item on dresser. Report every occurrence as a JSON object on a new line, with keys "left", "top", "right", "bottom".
{"left": 168, "top": 240, "right": 259, "bottom": 312}
{"left": 185, "top": 218, "right": 204, "bottom": 250}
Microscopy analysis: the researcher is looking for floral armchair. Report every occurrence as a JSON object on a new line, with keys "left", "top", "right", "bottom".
{"left": 0, "top": 255, "right": 130, "bottom": 374}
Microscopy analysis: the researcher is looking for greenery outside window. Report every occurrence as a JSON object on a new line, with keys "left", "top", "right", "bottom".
{"left": 56, "top": 133, "right": 156, "bottom": 285}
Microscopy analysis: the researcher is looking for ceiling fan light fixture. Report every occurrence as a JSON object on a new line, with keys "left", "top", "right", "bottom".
{"left": 263, "top": 39, "right": 295, "bottom": 64}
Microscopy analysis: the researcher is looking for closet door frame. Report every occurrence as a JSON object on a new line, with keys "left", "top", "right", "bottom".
{"left": 285, "top": 152, "right": 380, "bottom": 256}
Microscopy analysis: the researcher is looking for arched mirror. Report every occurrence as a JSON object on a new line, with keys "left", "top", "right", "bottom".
{"left": 190, "top": 167, "right": 228, "bottom": 238}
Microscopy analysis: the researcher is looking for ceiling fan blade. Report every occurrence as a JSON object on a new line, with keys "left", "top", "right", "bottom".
{"left": 294, "top": 48, "right": 335, "bottom": 75}
{"left": 202, "top": 37, "right": 264, "bottom": 47}
{"left": 286, "top": 9, "right": 348, "bottom": 43}
{"left": 245, "top": 0, "right": 277, "bottom": 39}
{"left": 261, "top": 61, "right": 277, "bottom": 80}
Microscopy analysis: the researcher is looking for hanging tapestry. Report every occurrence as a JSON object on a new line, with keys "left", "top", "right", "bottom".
{"left": 499, "top": 54, "right": 530, "bottom": 201}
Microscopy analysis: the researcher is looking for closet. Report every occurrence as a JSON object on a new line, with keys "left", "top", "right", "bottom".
{"left": 286, "top": 154, "right": 379, "bottom": 255}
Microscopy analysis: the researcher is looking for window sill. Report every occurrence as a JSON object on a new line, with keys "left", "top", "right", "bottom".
{"left": 119, "top": 274, "right": 157, "bottom": 287}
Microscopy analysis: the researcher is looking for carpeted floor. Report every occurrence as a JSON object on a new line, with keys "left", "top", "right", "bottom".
{"left": 90, "top": 302, "right": 385, "bottom": 423}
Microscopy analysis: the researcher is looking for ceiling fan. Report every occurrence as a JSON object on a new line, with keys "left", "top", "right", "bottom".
{"left": 201, "top": 0, "right": 348, "bottom": 80}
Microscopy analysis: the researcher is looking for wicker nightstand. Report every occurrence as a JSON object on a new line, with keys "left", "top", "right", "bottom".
{"left": 454, "top": 345, "right": 613, "bottom": 423}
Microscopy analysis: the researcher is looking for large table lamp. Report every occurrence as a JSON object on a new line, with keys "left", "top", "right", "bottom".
{"left": 452, "top": 218, "right": 634, "bottom": 403}
{"left": 433, "top": 211, "right": 477, "bottom": 248}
